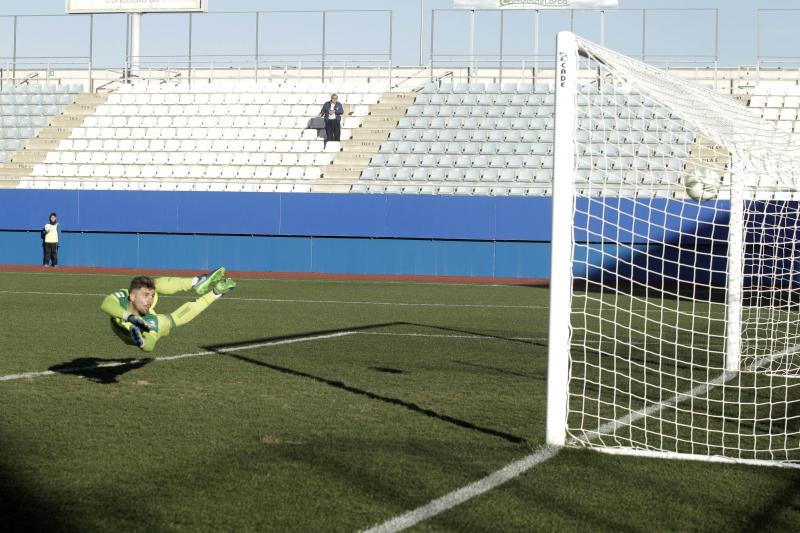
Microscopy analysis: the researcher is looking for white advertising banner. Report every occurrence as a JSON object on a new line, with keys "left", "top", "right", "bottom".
{"left": 66, "top": 0, "right": 207, "bottom": 13}
{"left": 454, "top": 0, "right": 618, "bottom": 9}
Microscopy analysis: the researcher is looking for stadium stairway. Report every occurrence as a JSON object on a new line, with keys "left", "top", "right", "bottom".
{"left": 315, "top": 91, "right": 416, "bottom": 192}
{"left": 0, "top": 92, "right": 105, "bottom": 187}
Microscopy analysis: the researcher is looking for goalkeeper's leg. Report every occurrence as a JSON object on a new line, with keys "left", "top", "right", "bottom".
{"left": 168, "top": 292, "right": 217, "bottom": 329}
{"left": 154, "top": 267, "right": 226, "bottom": 296}
{"left": 154, "top": 277, "right": 193, "bottom": 295}
{"left": 168, "top": 278, "right": 236, "bottom": 328}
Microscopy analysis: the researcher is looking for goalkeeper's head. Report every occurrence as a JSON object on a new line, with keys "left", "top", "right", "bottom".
{"left": 129, "top": 276, "right": 156, "bottom": 315}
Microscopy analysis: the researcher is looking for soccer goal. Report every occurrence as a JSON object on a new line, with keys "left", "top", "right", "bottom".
{"left": 547, "top": 31, "right": 800, "bottom": 468}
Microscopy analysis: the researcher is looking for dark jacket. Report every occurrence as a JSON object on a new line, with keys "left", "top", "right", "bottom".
{"left": 320, "top": 101, "right": 344, "bottom": 122}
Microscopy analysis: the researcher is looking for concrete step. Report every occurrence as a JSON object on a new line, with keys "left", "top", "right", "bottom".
{"left": 324, "top": 166, "right": 363, "bottom": 175}
{"left": 0, "top": 166, "right": 32, "bottom": 177}
{"left": 74, "top": 93, "right": 107, "bottom": 105}
{"left": 329, "top": 160, "right": 372, "bottom": 170}
{"left": 370, "top": 103, "right": 412, "bottom": 113}
{"left": 379, "top": 93, "right": 416, "bottom": 104}
{"left": 333, "top": 158, "right": 373, "bottom": 168}
{"left": 360, "top": 116, "right": 400, "bottom": 126}
{"left": 36, "top": 128, "right": 73, "bottom": 139}
{"left": 342, "top": 140, "right": 382, "bottom": 151}
{"left": 311, "top": 183, "right": 352, "bottom": 193}
{"left": 61, "top": 103, "right": 99, "bottom": 115}
{"left": 335, "top": 152, "right": 377, "bottom": 161}
{"left": 50, "top": 115, "right": 85, "bottom": 127}
{"left": 322, "top": 176, "right": 360, "bottom": 183}
{"left": 693, "top": 146, "right": 721, "bottom": 158}
{"left": 350, "top": 133, "right": 391, "bottom": 143}
{"left": 0, "top": 161, "right": 32, "bottom": 170}
{"left": 10, "top": 151, "right": 48, "bottom": 163}
{"left": 364, "top": 110, "right": 405, "bottom": 118}
{"left": 351, "top": 126, "right": 392, "bottom": 134}
{"left": 26, "top": 139, "right": 61, "bottom": 150}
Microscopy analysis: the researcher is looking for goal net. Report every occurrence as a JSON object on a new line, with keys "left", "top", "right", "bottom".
{"left": 547, "top": 32, "right": 800, "bottom": 467}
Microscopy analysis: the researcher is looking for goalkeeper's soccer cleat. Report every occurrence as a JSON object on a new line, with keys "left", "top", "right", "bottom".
{"left": 212, "top": 277, "right": 237, "bottom": 296}
{"left": 129, "top": 325, "right": 145, "bottom": 348}
{"left": 193, "top": 266, "right": 226, "bottom": 295}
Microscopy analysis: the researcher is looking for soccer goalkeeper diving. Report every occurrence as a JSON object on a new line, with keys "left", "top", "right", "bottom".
{"left": 100, "top": 267, "right": 236, "bottom": 352}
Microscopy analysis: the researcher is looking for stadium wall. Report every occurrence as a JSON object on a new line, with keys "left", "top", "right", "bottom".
{"left": 0, "top": 191, "right": 730, "bottom": 281}
{"left": 0, "top": 190, "right": 549, "bottom": 278}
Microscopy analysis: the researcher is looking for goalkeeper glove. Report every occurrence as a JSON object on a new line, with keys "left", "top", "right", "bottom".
{"left": 129, "top": 325, "right": 145, "bottom": 348}
{"left": 123, "top": 313, "right": 152, "bottom": 332}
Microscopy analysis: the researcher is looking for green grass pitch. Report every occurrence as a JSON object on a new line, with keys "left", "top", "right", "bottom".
{"left": 1, "top": 270, "right": 799, "bottom": 532}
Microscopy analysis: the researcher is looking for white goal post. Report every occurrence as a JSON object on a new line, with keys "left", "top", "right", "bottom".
{"left": 547, "top": 31, "right": 800, "bottom": 468}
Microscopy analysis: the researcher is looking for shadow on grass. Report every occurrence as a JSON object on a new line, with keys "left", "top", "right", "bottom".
{"left": 205, "top": 321, "right": 530, "bottom": 446}
{"left": 452, "top": 360, "right": 544, "bottom": 380}
{"left": 403, "top": 321, "right": 546, "bottom": 349}
{"left": 48, "top": 357, "right": 153, "bottom": 384}
{"left": 0, "top": 430, "right": 78, "bottom": 533}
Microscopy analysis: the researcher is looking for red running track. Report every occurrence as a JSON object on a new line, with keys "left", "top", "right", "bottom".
{"left": 0, "top": 264, "right": 548, "bottom": 286}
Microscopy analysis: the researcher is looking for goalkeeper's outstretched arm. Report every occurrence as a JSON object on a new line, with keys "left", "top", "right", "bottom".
{"left": 100, "top": 293, "right": 127, "bottom": 319}
{"left": 100, "top": 293, "right": 151, "bottom": 331}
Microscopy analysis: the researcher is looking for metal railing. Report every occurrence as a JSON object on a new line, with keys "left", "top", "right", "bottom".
{"left": 0, "top": 58, "right": 92, "bottom": 90}
{"left": 5, "top": 7, "right": 800, "bottom": 94}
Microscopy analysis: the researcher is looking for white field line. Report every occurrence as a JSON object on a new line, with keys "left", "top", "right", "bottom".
{"left": 229, "top": 296, "right": 538, "bottom": 309}
{"left": 357, "top": 332, "right": 541, "bottom": 342}
{"left": 0, "top": 269, "right": 537, "bottom": 288}
{"left": 0, "top": 289, "right": 541, "bottom": 310}
{"left": 360, "top": 347, "right": 800, "bottom": 533}
{"left": 0, "top": 331, "right": 354, "bottom": 382}
{"left": 0, "top": 289, "right": 735, "bottom": 315}
{"left": 361, "top": 445, "right": 560, "bottom": 533}
{"left": 0, "top": 330, "right": 543, "bottom": 383}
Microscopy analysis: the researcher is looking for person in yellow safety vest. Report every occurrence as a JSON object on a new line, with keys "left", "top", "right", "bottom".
{"left": 42, "top": 212, "right": 59, "bottom": 267}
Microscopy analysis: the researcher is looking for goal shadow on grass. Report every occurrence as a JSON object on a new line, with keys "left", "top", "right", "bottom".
{"left": 204, "top": 321, "right": 531, "bottom": 446}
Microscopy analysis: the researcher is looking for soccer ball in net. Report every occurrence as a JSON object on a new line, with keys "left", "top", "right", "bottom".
{"left": 684, "top": 169, "right": 720, "bottom": 201}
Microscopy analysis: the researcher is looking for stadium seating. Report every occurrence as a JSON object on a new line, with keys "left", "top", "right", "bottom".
{"left": 354, "top": 81, "right": 696, "bottom": 196}
{"left": 748, "top": 84, "right": 800, "bottom": 133}
{"left": 0, "top": 84, "right": 83, "bottom": 163}
{"left": 15, "top": 78, "right": 797, "bottom": 197}
{"left": 20, "top": 81, "right": 386, "bottom": 192}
